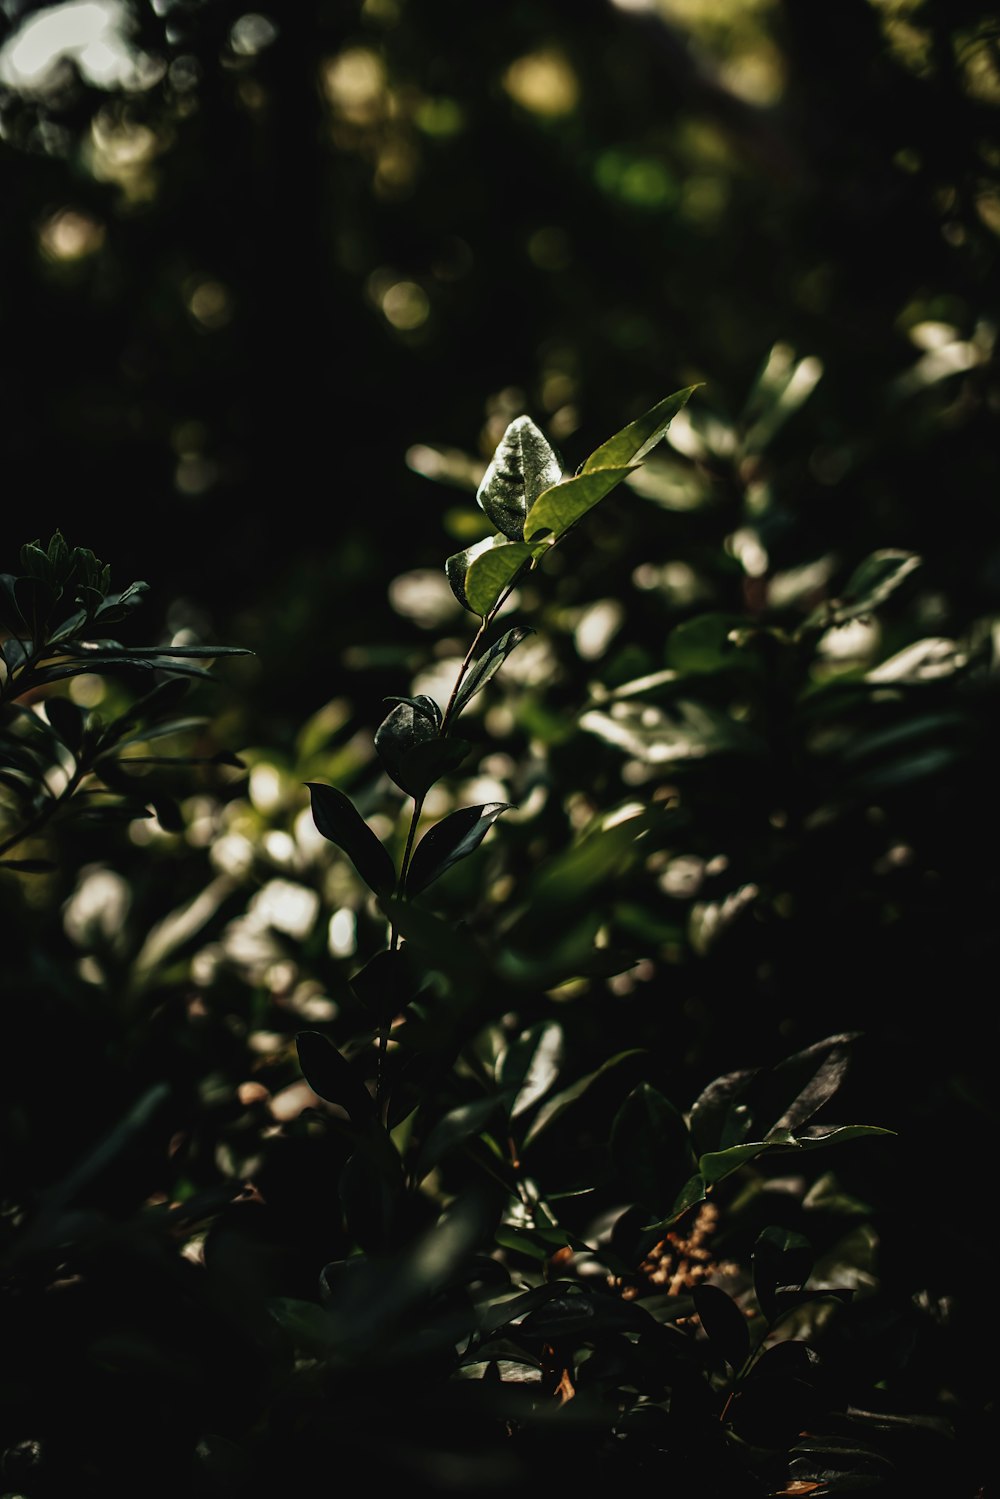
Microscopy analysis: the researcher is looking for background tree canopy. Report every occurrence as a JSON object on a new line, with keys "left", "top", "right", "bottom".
{"left": 1, "top": 1, "right": 997, "bottom": 1494}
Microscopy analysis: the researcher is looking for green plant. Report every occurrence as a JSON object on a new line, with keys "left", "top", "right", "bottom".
{"left": 0, "top": 532, "right": 248, "bottom": 869}
{"left": 1, "top": 401, "right": 966, "bottom": 1498}
{"left": 285, "top": 395, "right": 901, "bottom": 1494}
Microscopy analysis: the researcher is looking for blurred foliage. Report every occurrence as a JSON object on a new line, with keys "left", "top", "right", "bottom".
{"left": 1, "top": 0, "right": 998, "bottom": 1494}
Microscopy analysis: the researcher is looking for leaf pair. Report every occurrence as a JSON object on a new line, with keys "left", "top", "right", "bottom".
{"left": 445, "top": 388, "right": 698, "bottom": 617}
{"left": 307, "top": 782, "right": 511, "bottom": 900}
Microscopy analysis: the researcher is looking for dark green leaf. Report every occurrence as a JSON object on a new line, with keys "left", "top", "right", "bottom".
{"left": 692, "top": 1283, "right": 751, "bottom": 1372}
{"left": 378, "top": 897, "right": 483, "bottom": 991}
{"left": 395, "top": 735, "right": 470, "bottom": 798}
{"left": 452, "top": 626, "right": 534, "bottom": 718}
{"left": 582, "top": 386, "right": 698, "bottom": 470}
{"left": 0, "top": 573, "right": 25, "bottom": 633}
{"left": 611, "top": 1083, "right": 694, "bottom": 1218}
{"left": 764, "top": 1032, "right": 860, "bottom": 1137}
{"left": 151, "top": 796, "right": 184, "bottom": 833}
{"left": 699, "top": 1138, "right": 787, "bottom": 1187}
{"left": 415, "top": 1093, "right": 509, "bottom": 1180}
{"left": 44, "top": 696, "right": 84, "bottom": 752}
{"left": 477, "top": 415, "right": 562, "bottom": 540}
{"left": 688, "top": 1067, "right": 757, "bottom": 1157}
{"left": 296, "top": 1031, "right": 375, "bottom": 1123}
{"left": 0, "top": 858, "right": 56, "bottom": 873}
{"left": 788, "top": 1124, "right": 894, "bottom": 1150}
{"left": 306, "top": 781, "right": 396, "bottom": 896}
{"left": 753, "top": 1227, "right": 814, "bottom": 1323}
{"left": 374, "top": 697, "right": 456, "bottom": 796}
{"left": 523, "top": 466, "right": 636, "bottom": 544}
{"left": 383, "top": 693, "right": 442, "bottom": 730}
{"left": 497, "top": 1019, "right": 564, "bottom": 1120}
{"left": 406, "top": 801, "right": 512, "bottom": 896}
{"left": 339, "top": 1128, "right": 405, "bottom": 1252}
{"left": 521, "top": 1049, "right": 647, "bottom": 1149}
{"left": 350, "top": 947, "right": 421, "bottom": 1026}
{"left": 465, "top": 540, "right": 534, "bottom": 617}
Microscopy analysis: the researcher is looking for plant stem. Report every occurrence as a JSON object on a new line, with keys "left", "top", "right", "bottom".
{"left": 440, "top": 558, "right": 536, "bottom": 735}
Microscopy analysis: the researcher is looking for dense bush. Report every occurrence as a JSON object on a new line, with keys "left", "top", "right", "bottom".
{"left": 2, "top": 1, "right": 997, "bottom": 1493}
{"left": 1, "top": 388, "right": 990, "bottom": 1494}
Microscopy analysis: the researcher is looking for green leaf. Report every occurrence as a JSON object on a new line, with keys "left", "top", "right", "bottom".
{"left": 787, "top": 1124, "right": 894, "bottom": 1150}
{"left": 374, "top": 698, "right": 467, "bottom": 797}
{"left": 445, "top": 536, "right": 499, "bottom": 613}
{"left": 44, "top": 695, "right": 84, "bottom": 752}
{"left": 0, "top": 858, "right": 56, "bottom": 874}
{"left": 699, "top": 1138, "right": 787, "bottom": 1187}
{"left": 306, "top": 782, "right": 396, "bottom": 896}
{"left": 810, "top": 550, "right": 921, "bottom": 628}
{"left": 452, "top": 626, "right": 533, "bottom": 718}
{"left": 692, "top": 1283, "right": 751, "bottom": 1372}
{"left": 763, "top": 1032, "right": 860, "bottom": 1136}
{"left": 406, "top": 801, "right": 512, "bottom": 897}
{"left": 497, "top": 1020, "right": 564, "bottom": 1120}
{"left": 753, "top": 1227, "right": 814, "bottom": 1324}
{"left": 637, "top": 1171, "right": 709, "bottom": 1234}
{"left": 340, "top": 1128, "right": 405, "bottom": 1252}
{"left": 477, "top": 415, "right": 562, "bottom": 540}
{"left": 521, "top": 1049, "right": 647, "bottom": 1149}
{"left": 295, "top": 1032, "right": 375, "bottom": 1123}
{"left": 383, "top": 693, "right": 443, "bottom": 730}
{"left": 399, "top": 736, "right": 471, "bottom": 798}
{"left": 350, "top": 947, "right": 421, "bottom": 1026}
{"left": 415, "top": 1093, "right": 510, "bottom": 1180}
{"left": 581, "top": 386, "right": 698, "bottom": 471}
{"left": 0, "top": 573, "right": 25, "bottom": 634}
{"left": 523, "top": 466, "right": 636, "bottom": 544}
{"left": 688, "top": 1066, "right": 758, "bottom": 1157}
{"left": 465, "top": 540, "right": 534, "bottom": 618}
{"left": 611, "top": 1083, "right": 694, "bottom": 1218}
{"left": 378, "top": 897, "right": 483, "bottom": 991}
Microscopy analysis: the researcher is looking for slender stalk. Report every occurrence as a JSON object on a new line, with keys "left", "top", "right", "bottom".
{"left": 440, "top": 557, "right": 537, "bottom": 735}
{"left": 377, "top": 791, "right": 425, "bottom": 1113}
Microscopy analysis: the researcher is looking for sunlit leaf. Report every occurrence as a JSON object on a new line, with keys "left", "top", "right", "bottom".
{"left": 445, "top": 536, "right": 497, "bottom": 613}
{"left": 477, "top": 415, "right": 562, "bottom": 540}
{"left": 497, "top": 1020, "right": 564, "bottom": 1120}
{"left": 296, "top": 1031, "right": 375, "bottom": 1123}
{"left": 465, "top": 540, "right": 534, "bottom": 617}
{"left": 698, "top": 1138, "right": 787, "bottom": 1187}
{"left": 306, "top": 782, "right": 396, "bottom": 896}
{"left": 452, "top": 626, "right": 534, "bottom": 717}
{"left": 523, "top": 466, "right": 635, "bottom": 544}
{"left": 787, "top": 1124, "right": 894, "bottom": 1150}
{"left": 810, "top": 550, "right": 921, "bottom": 629}
{"left": 581, "top": 386, "right": 698, "bottom": 471}
{"left": 406, "top": 801, "right": 512, "bottom": 896}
